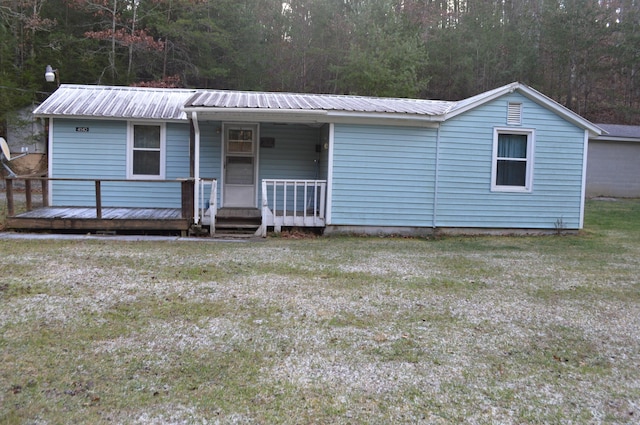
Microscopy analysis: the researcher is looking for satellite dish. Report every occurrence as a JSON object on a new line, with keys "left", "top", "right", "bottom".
{"left": 0, "top": 137, "right": 10, "bottom": 161}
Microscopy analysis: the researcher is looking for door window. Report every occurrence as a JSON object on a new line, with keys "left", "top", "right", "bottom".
{"left": 226, "top": 156, "right": 254, "bottom": 185}
{"left": 227, "top": 129, "right": 254, "bottom": 153}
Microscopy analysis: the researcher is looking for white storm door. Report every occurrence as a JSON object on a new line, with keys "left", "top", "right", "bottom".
{"left": 223, "top": 125, "right": 257, "bottom": 207}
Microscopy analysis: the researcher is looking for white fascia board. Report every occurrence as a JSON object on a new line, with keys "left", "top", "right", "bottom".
{"left": 442, "top": 83, "right": 520, "bottom": 120}
{"left": 516, "top": 85, "right": 602, "bottom": 137}
{"left": 442, "top": 82, "right": 602, "bottom": 137}
{"left": 325, "top": 112, "right": 442, "bottom": 127}
{"left": 591, "top": 135, "right": 640, "bottom": 143}
{"left": 184, "top": 107, "right": 442, "bottom": 127}
{"left": 183, "top": 107, "right": 328, "bottom": 123}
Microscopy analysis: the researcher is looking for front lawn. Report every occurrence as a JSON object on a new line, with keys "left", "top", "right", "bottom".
{"left": 1, "top": 199, "right": 639, "bottom": 424}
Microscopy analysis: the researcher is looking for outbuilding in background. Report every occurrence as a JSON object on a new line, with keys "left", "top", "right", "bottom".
{"left": 3, "top": 105, "right": 47, "bottom": 177}
{"left": 588, "top": 124, "right": 640, "bottom": 198}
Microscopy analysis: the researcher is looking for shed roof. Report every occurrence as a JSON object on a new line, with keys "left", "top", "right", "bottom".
{"left": 594, "top": 124, "right": 640, "bottom": 141}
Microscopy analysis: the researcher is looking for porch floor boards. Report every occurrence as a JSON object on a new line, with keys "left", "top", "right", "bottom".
{"left": 6, "top": 207, "right": 190, "bottom": 232}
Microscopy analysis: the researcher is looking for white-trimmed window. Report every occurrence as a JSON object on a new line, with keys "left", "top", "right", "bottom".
{"left": 491, "top": 128, "right": 534, "bottom": 192}
{"left": 127, "top": 123, "right": 165, "bottom": 179}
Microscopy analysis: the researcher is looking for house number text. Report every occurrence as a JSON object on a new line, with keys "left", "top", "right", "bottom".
{"left": 75, "top": 127, "right": 90, "bottom": 132}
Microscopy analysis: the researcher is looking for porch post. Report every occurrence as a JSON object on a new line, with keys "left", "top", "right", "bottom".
{"left": 325, "top": 123, "right": 334, "bottom": 225}
{"left": 191, "top": 112, "right": 201, "bottom": 224}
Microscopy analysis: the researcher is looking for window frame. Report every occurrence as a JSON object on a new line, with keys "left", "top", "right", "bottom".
{"left": 126, "top": 122, "right": 166, "bottom": 180}
{"left": 491, "top": 127, "right": 535, "bottom": 193}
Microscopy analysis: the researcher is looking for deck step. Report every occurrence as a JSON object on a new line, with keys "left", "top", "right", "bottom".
{"left": 213, "top": 213, "right": 261, "bottom": 237}
{"left": 212, "top": 232, "right": 258, "bottom": 239}
{"left": 215, "top": 221, "right": 260, "bottom": 230}
{"left": 216, "top": 207, "right": 261, "bottom": 219}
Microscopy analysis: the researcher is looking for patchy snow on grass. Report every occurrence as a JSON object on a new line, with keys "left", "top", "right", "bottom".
{"left": 2, "top": 228, "right": 640, "bottom": 424}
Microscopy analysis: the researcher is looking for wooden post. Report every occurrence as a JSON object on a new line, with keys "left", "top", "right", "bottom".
{"left": 41, "top": 178, "right": 49, "bottom": 207}
{"left": 181, "top": 180, "right": 194, "bottom": 220}
{"left": 25, "top": 179, "right": 32, "bottom": 211}
{"left": 6, "top": 178, "right": 14, "bottom": 217}
{"left": 95, "top": 180, "right": 102, "bottom": 219}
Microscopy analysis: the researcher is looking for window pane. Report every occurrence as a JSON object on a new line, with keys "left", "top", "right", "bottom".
{"left": 226, "top": 156, "right": 254, "bottom": 184}
{"left": 228, "top": 140, "right": 253, "bottom": 153}
{"left": 498, "top": 134, "right": 527, "bottom": 158}
{"left": 133, "top": 151, "right": 160, "bottom": 175}
{"left": 497, "top": 160, "right": 526, "bottom": 186}
{"left": 229, "top": 129, "right": 253, "bottom": 141}
{"left": 134, "top": 125, "right": 161, "bottom": 149}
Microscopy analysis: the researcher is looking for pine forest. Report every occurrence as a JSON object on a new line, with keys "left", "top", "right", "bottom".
{"left": 1, "top": 0, "right": 639, "bottom": 130}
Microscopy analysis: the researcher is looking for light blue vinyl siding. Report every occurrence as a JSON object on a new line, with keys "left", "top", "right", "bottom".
{"left": 330, "top": 124, "right": 436, "bottom": 226}
{"left": 166, "top": 123, "right": 190, "bottom": 179}
{"left": 51, "top": 119, "right": 191, "bottom": 208}
{"left": 47, "top": 91, "right": 588, "bottom": 230}
{"left": 198, "top": 121, "right": 222, "bottom": 206}
{"left": 259, "top": 124, "right": 322, "bottom": 180}
{"left": 435, "top": 93, "right": 586, "bottom": 229}
{"left": 51, "top": 120, "right": 126, "bottom": 179}
{"left": 258, "top": 123, "right": 323, "bottom": 211}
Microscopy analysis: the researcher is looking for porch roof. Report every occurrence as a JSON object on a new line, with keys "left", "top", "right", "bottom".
{"left": 183, "top": 90, "right": 455, "bottom": 117}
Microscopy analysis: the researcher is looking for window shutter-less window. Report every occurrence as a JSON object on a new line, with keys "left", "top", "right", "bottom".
{"left": 507, "top": 103, "right": 522, "bottom": 125}
{"left": 491, "top": 127, "right": 534, "bottom": 193}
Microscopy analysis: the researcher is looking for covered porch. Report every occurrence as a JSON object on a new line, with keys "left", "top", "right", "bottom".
{"left": 201, "top": 178, "right": 327, "bottom": 236}
{"left": 189, "top": 105, "right": 332, "bottom": 236}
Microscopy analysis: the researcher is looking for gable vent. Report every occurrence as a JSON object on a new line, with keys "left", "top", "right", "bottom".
{"left": 507, "top": 102, "right": 522, "bottom": 125}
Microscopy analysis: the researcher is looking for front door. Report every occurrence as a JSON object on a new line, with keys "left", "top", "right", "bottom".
{"left": 223, "top": 125, "right": 257, "bottom": 207}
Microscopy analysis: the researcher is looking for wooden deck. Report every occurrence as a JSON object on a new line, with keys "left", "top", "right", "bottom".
{"left": 3, "top": 177, "right": 196, "bottom": 234}
{"left": 6, "top": 206, "right": 191, "bottom": 233}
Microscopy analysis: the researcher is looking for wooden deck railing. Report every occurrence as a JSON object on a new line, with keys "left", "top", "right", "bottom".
{"left": 259, "top": 179, "right": 326, "bottom": 236}
{"left": 4, "top": 177, "right": 49, "bottom": 217}
{"left": 3, "top": 177, "right": 200, "bottom": 220}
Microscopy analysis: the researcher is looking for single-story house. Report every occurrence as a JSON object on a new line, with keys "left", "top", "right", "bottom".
{"left": 21, "top": 82, "right": 601, "bottom": 236}
{"left": 587, "top": 124, "right": 640, "bottom": 198}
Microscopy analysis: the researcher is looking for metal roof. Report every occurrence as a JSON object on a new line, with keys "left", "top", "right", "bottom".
{"left": 31, "top": 83, "right": 601, "bottom": 135}
{"left": 33, "top": 85, "right": 197, "bottom": 120}
{"left": 183, "top": 90, "right": 455, "bottom": 116}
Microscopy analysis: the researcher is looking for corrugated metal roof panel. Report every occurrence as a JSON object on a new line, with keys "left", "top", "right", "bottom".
{"left": 31, "top": 83, "right": 601, "bottom": 134}
{"left": 35, "top": 85, "right": 455, "bottom": 120}
{"left": 184, "top": 90, "right": 454, "bottom": 116}
{"left": 33, "top": 85, "right": 197, "bottom": 120}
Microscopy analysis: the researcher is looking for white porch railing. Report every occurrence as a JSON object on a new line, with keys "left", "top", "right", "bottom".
{"left": 258, "top": 179, "right": 326, "bottom": 236}
{"left": 199, "top": 178, "right": 217, "bottom": 235}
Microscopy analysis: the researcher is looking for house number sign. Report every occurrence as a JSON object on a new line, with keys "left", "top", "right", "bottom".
{"left": 75, "top": 127, "right": 90, "bottom": 132}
